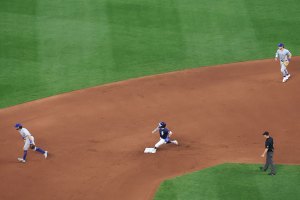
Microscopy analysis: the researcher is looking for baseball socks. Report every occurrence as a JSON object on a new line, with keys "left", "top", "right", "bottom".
{"left": 18, "top": 151, "right": 27, "bottom": 162}
{"left": 35, "top": 147, "right": 45, "bottom": 154}
{"left": 35, "top": 147, "right": 48, "bottom": 158}
{"left": 23, "top": 150, "right": 27, "bottom": 160}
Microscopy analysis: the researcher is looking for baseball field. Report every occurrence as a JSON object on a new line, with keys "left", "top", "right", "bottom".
{"left": 1, "top": 0, "right": 300, "bottom": 200}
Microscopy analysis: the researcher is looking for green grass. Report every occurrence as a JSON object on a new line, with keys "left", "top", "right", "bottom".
{"left": 1, "top": 0, "right": 300, "bottom": 108}
{"left": 154, "top": 163, "right": 300, "bottom": 200}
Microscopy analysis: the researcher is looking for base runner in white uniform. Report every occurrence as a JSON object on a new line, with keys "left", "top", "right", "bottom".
{"left": 15, "top": 123, "right": 48, "bottom": 163}
{"left": 275, "top": 43, "right": 292, "bottom": 83}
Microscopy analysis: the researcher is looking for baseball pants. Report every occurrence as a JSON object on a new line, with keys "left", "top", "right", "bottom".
{"left": 23, "top": 137, "right": 35, "bottom": 150}
{"left": 263, "top": 151, "right": 276, "bottom": 174}
{"left": 280, "top": 61, "right": 289, "bottom": 77}
{"left": 155, "top": 137, "right": 177, "bottom": 148}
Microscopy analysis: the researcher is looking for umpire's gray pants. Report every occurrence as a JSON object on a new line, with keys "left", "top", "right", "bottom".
{"left": 264, "top": 151, "right": 275, "bottom": 174}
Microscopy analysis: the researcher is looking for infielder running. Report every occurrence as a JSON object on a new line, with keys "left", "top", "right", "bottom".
{"left": 152, "top": 122, "right": 178, "bottom": 150}
{"left": 275, "top": 43, "right": 292, "bottom": 82}
{"left": 15, "top": 123, "right": 48, "bottom": 163}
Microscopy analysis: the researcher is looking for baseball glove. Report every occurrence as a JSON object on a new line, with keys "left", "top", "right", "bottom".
{"left": 30, "top": 144, "right": 36, "bottom": 149}
{"left": 284, "top": 61, "right": 290, "bottom": 67}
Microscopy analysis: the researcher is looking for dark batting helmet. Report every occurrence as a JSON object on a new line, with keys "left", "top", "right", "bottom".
{"left": 158, "top": 122, "right": 166, "bottom": 128}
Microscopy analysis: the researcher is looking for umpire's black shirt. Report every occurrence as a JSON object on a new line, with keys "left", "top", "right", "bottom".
{"left": 265, "top": 137, "right": 274, "bottom": 152}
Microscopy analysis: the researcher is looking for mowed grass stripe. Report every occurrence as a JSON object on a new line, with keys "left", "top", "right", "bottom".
{"left": 1, "top": 0, "right": 300, "bottom": 108}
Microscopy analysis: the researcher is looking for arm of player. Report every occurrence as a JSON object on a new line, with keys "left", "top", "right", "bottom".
{"left": 169, "top": 131, "right": 173, "bottom": 136}
{"left": 275, "top": 51, "right": 278, "bottom": 61}
{"left": 152, "top": 127, "right": 158, "bottom": 133}
{"left": 261, "top": 148, "right": 268, "bottom": 157}
{"left": 288, "top": 52, "right": 292, "bottom": 61}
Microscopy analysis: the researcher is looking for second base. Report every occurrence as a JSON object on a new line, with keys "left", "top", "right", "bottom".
{"left": 144, "top": 148, "right": 156, "bottom": 153}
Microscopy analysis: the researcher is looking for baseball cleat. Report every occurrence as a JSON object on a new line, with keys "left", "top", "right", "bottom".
{"left": 17, "top": 158, "right": 26, "bottom": 163}
{"left": 286, "top": 74, "right": 291, "bottom": 79}
{"left": 282, "top": 77, "right": 287, "bottom": 82}
{"left": 44, "top": 151, "right": 48, "bottom": 159}
{"left": 173, "top": 140, "right": 179, "bottom": 145}
{"left": 259, "top": 166, "right": 266, "bottom": 171}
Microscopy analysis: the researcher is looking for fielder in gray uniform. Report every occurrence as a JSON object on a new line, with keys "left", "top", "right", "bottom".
{"left": 15, "top": 123, "right": 48, "bottom": 163}
{"left": 275, "top": 43, "right": 292, "bottom": 82}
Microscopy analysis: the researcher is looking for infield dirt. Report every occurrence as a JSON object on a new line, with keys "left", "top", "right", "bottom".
{"left": 1, "top": 58, "right": 300, "bottom": 200}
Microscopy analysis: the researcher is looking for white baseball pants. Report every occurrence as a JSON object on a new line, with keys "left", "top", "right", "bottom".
{"left": 280, "top": 61, "right": 289, "bottom": 77}
{"left": 23, "top": 137, "right": 35, "bottom": 150}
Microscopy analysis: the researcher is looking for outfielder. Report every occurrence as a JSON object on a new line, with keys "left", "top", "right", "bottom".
{"left": 275, "top": 43, "right": 292, "bottom": 82}
{"left": 152, "top": 122, "right": 178, "bottom": 150}
{"left": 15, "top": 123, "right": 48, "bottom": 163}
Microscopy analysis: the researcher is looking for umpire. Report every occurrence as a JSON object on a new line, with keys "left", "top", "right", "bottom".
{"left": 260, "top": 131, "right": 276, "bottom": 175}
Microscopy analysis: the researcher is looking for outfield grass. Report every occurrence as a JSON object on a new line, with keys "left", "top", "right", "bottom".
{"left": 1, "top": 0, "right": 300, "bottom": 108}
{"left": 154, "top": 163, "right": 300, "bottom": 200}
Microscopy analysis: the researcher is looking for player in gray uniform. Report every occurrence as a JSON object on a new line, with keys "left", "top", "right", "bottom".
{"left": 275, "top": 43, "right": 292, "bottom": 82}
{"left": 15, "top": 123, "right": 48, "bottom": 163}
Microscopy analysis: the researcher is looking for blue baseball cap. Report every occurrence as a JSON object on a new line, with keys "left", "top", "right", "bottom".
{"left": 278, "top": 43, "right": 284, "bottom": 47}
{"left": 14, "top": 123, "right": 22, "bottom": 128}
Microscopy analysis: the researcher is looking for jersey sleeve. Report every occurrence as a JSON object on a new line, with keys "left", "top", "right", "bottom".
{"left": 265, "top": 142, "right": 269, "bottom": 149}
{"left": 275, "top": 50, "right": 279, "bottom": 58}
{"left": 22, "top": 128, "right": 31, "bottom": 137}
{"left": 265, "top": 139, "right": 272, "bottom": 149}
